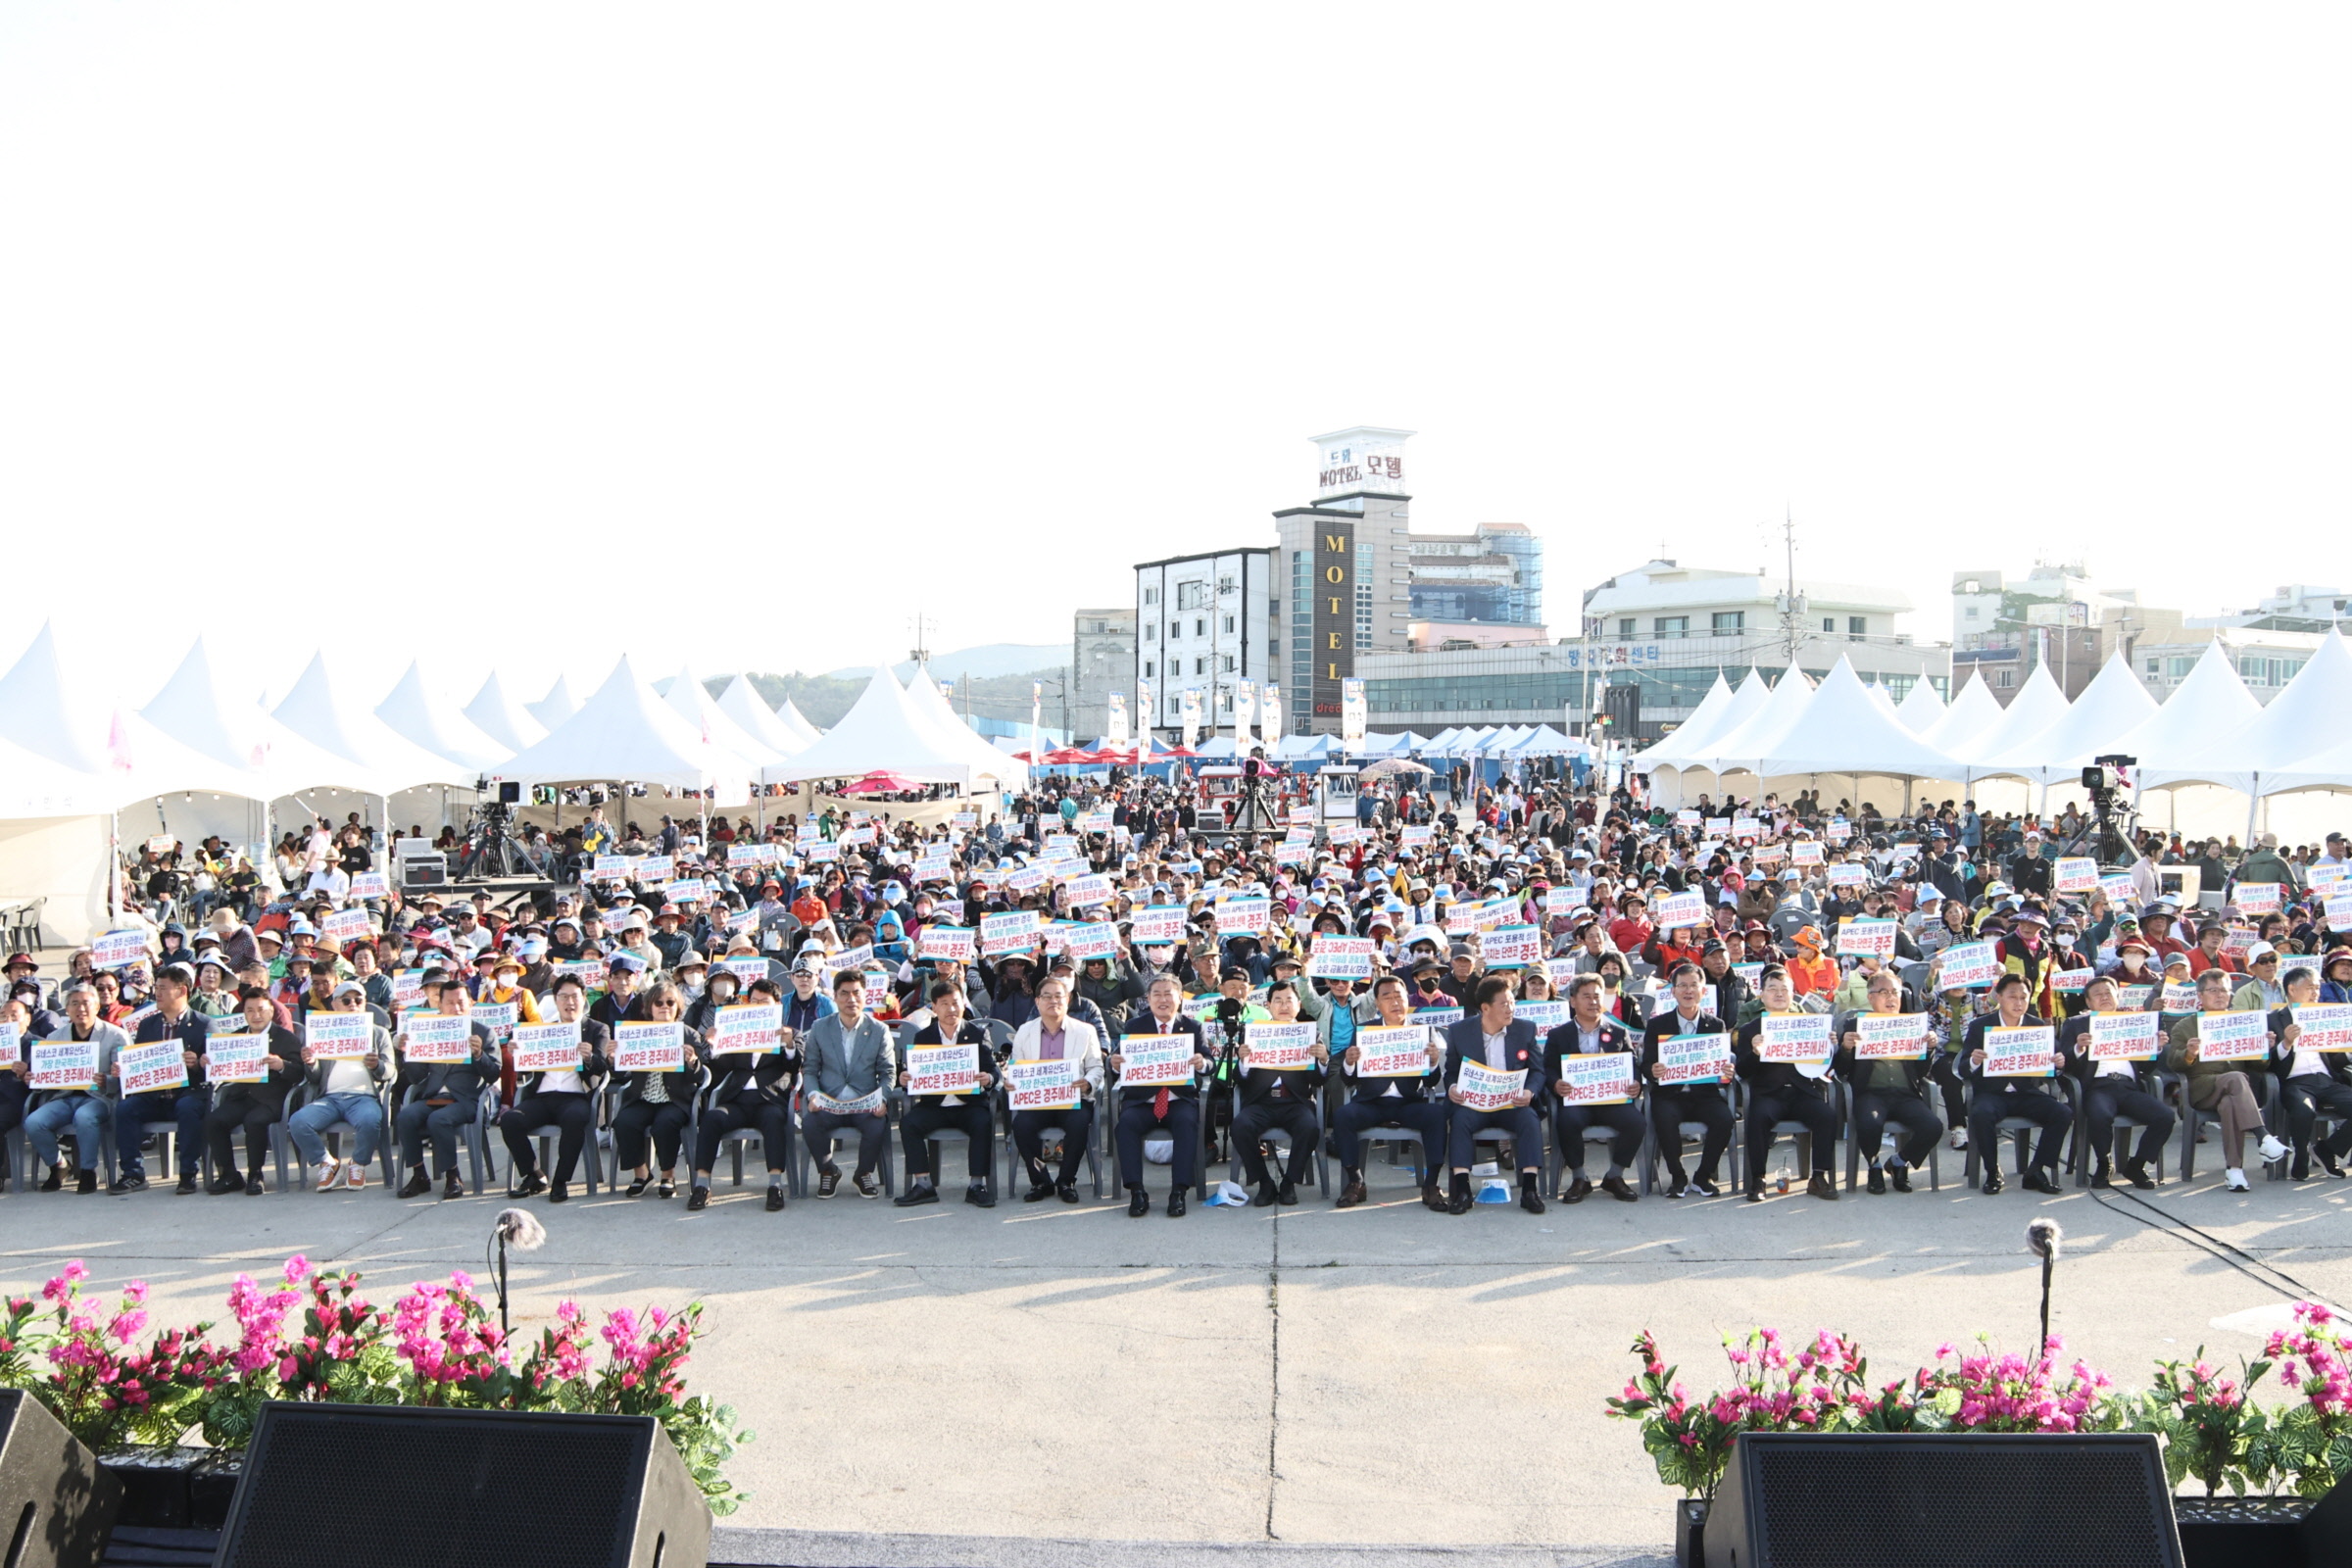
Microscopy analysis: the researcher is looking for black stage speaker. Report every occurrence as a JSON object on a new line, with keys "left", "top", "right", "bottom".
{"left": 1705, "top": 1431, "right": 2181, "bottom": 1568}
{"left": 215, "top": 1402, "right": 710, "bottom": 1568}
{"left": 0, "top": 1388, "right": 122, "bottom": 1568}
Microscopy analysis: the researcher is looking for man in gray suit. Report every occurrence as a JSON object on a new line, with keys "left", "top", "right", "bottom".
{"left": 802, "top": 968, "right": 899, "bottom": 1198}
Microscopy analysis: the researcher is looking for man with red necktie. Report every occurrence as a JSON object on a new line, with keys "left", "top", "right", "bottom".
{"left": 1110, "top": 974, "right": 1212, "bottom": 1217}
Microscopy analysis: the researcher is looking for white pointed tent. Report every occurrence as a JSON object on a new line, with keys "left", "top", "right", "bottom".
{"left": 776, "top": 668, "right": 1004, "bottom": 787}
{"left": 464, "top": 673, "right": 548, "bottom": 756}
{"left": 377, "top": 662, "right": 510, "bottom": 773}
{"left": 1962, "top": 663, "right": 2073, "bottom": 786}
{"left": 1922, "top": 673, "right": 2007, "bottom": 759}
{"left": 1744, "top": 657, "right": 1959, "bottom": 779}
{"left": 493, "top": 658, "right": 754, "bottom": 799}
{"left": 774, "top": 696, "right": 821, "bottom": 746}
{"left": 1895, "top": 677, "right": 1946, "bottom": 734}
{"left": 1867, "top": 682, "right": 1900, "bottom": 719}
{"left": 904, "top": 667, "right": 1029, "bottom": 786}
{"left": 142, "top": 639, "right": 370, "bottom": 799}
{"left": 2141, "top": 631, "right": 2352, "bottom": 797}
{"left": 1696, "top": 667, "right": 1817, "bottom": 778}
{"left": 0, "top": 623, "right": 107, "bottom": 775}
{"left": 2110, "top": 642, "right": 2260, "bottom": 784}
{"left": 273, "top": 652, "right": 477, "bottom": 794}
{"left": 1981, "top": 653, "right": 2157, "bottom": 783}
{"left": 526, "top": 675, "right": 579, "bottom": 732}
{"left": 661, "top": 664, "right": 786, "bottom": 779}
{"left": 716, "top": 675, "right": 809, "bottom": 764}
{"left": 1632, "top": 671, "right": 1734, "bottom": 770}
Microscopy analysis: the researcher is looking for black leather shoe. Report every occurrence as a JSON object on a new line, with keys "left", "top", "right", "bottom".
{"left": 1277, "top": 1180, "right": 1298, "bottom": 1205}
{"left": 1055, "top": 1180, "right": 1080, "bottom": 1203}
{"left": 1564, "top": 1175, "right": 1592, "bottom": 1203}
{"left": 40, "top": 1164, "right": 64, "bottom": 1193}
{"left": 893, "top": 1183, "right": 940, "bottom": 1207}
{"left": 1690, "top": 1178, "right": 1721, "bottom": 1198}
{"left": 441, "top": 1171, "right": 465, "bottom": 1200}
{"left": 1601, "top": 1174, "right": 1638, "bottom": 1202}
{"left": 2090, "top": 1167, "right": 2114, "bottom": 1189}
{"left": 686, "top": 1185, "right": 710, "bottom": 1211}
{"left": 1128, "top": 1187, "right": 1151, "bottom": 1217}
{"left": 513, "top": 1171, "right": 547, "bottom": 1199}
{"left": 207, "top": 1173, "right": 245, "bottom": 1196}
{"left": 1024, "top": 1180, "right": 1055, "bottom": 1203}
{"left": 2024, "top": 1167, "right": 2061, "bottom": 1196}
{"left": 1166, "top": 1188, "right": 1187, "bottom": 1217}
{"left": 965, "top": 1183, "right": 997, "bottom": 1209}
{"left": 1983, "top": 1170, "right": 2004, "bottom": 1195}
{"left": 175, "top": 1174, "right": 200, "bottom": 1196}
{"left": 658, "top": 1178, "right": 676, "bottom": 1199}
{"left": 1519, "top": 1186, "right": 1545, "bottom": 1214}
{"left": 1889, "top": 1166, "right": 1913, "bottom": 1193}
{"left": 76, "top": 1169, "right": 96, "bottom": 1195}
{"left": 1867, "top": 1165, "right": 1887, "bottom": 1195}
{"left": 244, "top": 1173, "right": 266, "bottom": 1196}
{"left": 765, "top": 1184, "right": 786, "bottom": 1211}
{"left": 548, "top": 1181, "right": 568, "bottom": 1203}
{"left": 1420, "top": 1184, "right": 1448, "bottom": 1211}
{"left": 1251, "top": 1181, "right": 1277, "bottom": 1207}
{"left": 1337, "top": 1178, "right": 1367, "bottom": 1208}
{"left": 1808, "top": 1172, "right": 1838, "bottom": 1201}
{"left": 1745, "top": 1181, "right": 1765, "bottom": 1203}
{"left": 398, "top": 1169, "right": 432, "bottom": 1199}
{"left": 1446, "top": 1180, "right": 1473, "bottom": 1215}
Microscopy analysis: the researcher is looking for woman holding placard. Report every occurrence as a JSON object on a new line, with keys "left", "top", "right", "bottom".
{"left": 2055, "top": 975, "right": 2172, "bottom": 1190}
{"left": 2265, "top": 964, "right": 2352, "bottom": 1181}
{"left": 499, "top": 973, "right": 612, "bottom": 1202}
{"left": 611, "top": 982, "right": 706, "bottom": 1200}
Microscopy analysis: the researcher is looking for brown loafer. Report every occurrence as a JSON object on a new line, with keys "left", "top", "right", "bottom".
{"left": 1336, "top": 1178, "right": 1367, "bottom": 1208}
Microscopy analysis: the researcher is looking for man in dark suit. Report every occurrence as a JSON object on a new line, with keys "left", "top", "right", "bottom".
{"left": 1111, "top": 974, "right": 1213, "bottom": 1216}
{"left": 1639, "top": 961, "right": 1734, "bottom": 1198}
{"left": 394, "top": 978, "right": 499, "bottom": 1200}
{"left": 1231, "top": 981, "right": 1323, "bottom": 1206}
{"left": 1331, "top": 974, "right": 1449, "bottom": 1210}
{"left": 1544, "top": 973, "right": 1642, "bottom": 1202}
{"left": 1441, "top": 976, "right": 1545, "bottom": 1214}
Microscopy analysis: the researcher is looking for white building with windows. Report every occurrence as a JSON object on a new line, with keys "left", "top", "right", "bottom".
{"left": 1133, "top": 549, "right": 1276, "bottom": 738}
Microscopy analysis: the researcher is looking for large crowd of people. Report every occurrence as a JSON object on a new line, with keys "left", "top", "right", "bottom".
{"left": 7, "top": 767, "right": 2350, "bottom": 1221}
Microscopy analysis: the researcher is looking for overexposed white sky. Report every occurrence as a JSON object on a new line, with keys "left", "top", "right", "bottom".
{"left": 2, "top": 3, "right": 2346, "bottom": 720}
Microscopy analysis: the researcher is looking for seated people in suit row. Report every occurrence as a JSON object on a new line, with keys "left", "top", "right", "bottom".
{"left": 2057, "top": 972, "right": 2174, "bottom": 1191}
{"left": 201, "top": 986, "right": 303, "bottom": 1194}
{"left": 689, "top": 976, "right": 798, "bottom": 1211}
{"left": 2163, "top": 967, "right": 2291, "bottom": 1191}
{"left": 1639, "top": 962, "right": 1732, "bottom": 1199}
{"left": 1442, "top": 976, "right": 1545, "bottom": 1214}
{"left": 1330, "top": 973, "right": 1449, "bottom": 1210}
{"left": 1006, "top": 974, "right": 1104, "bottom": 1204}
{"left": 1837, "top": 967, "right": 1944, "bottom": 1194}
{"left": 1110, "top": 973, "right": 1212, "bottom": 1217}
{"left": 1962, "top": 972, "right": 2072, "bottom": 1195}
{"left": 1732, "top": 967, "right": 1840, "bottom": 1202}
{"left": 895, "top": 977, "right": 999, "bottom": 1209}
{"left": 501, "top": 973, "right": 613, "bottom": 1203}
{"left": 1232, "top": 979, "right": 1324, "bottom": 1206}
{"left": 1544, "top": 973, "right": 1642, "bottom": 1203}
{"left": 394, "top": 978, "right": 499, "bottom": 1200}
{"left": 802, "top": 966, "right": 897, "bottom": 1199}
{"left": 2270, "top": 963, "right": 2352, "bottom": 1180}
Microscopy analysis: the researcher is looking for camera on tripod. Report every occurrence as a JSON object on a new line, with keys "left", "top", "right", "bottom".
{"left": 2076, "top": 755, "right": 2137, "bottom": 866}
{"left": 472, "top": 777, "right": 522, "bottom": 829}
{"left": 2080, "top": 755, "right": 2135, "bottom": 799}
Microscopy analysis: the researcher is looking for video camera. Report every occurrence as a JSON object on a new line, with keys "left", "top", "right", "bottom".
{"left": 2075, "top": 754, "right": 2137, "bottom": 866}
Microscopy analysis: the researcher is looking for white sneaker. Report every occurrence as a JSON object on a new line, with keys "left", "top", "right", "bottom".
{"left": 2225, "top": 1168, "right": 2250, "bottom": 1192}
{"left": 1948, "top": 1130, "right": 1969, "bottom": 1151}
{"left": 2259, "top": 1135, "right": 2290, "bottom": 1165}
{"left": 345, "top": 1161, "right": 368, "bottom": 1190}
{"left": 313, "top": 1161, "right": 342, "bottom": 1192}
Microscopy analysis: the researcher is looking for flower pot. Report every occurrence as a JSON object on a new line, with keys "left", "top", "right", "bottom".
{"left": 99, "top": 1444, "right": 209, "bottom": 1528}
{"left": 1674, "top": 1497, "right": 1708, "bottom": 1566}
{"left": 2172, "top": 1494, "right": 2312, "bottom": 1568}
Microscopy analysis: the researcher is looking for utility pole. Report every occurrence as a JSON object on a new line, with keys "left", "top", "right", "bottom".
{"left": 1772, "top": 509, "right": 1807, "bottom": 677}
{"left": 907, "top": 612, "right": 935, "bottom": 669}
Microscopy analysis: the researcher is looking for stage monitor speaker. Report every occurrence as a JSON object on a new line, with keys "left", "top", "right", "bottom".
{"left": 0, "top": 1388, "right": 122, "bottom": 1568}
{"left": 1704, "top": 1431, "right": 2181, "bottom": 1568}
{"left": 216, "top": 1402, "right": 710, "bottom": 1568}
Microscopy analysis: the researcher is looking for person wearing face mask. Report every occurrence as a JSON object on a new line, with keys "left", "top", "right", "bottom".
{"left": 201, "top": 986, "right": 302, "bottom": 1194}
{"left": 1732, "top": 966, "right": 1840, "bottom": 1202}
{"left": 684, "top": 963, "right": 743, "bottom": 1035}
{"left": 499, "top": 973, "right": 612, "bottom": 1202}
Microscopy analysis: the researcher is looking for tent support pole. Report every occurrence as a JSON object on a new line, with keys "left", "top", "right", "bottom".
{"left": 109, "top": 810, "right": 121, "bottom": 918}
{"left": 2245, "top": 774, "right": 2261, "bottom": 852}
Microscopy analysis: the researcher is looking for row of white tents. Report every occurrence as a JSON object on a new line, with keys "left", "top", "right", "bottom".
{"left": 1637, "top": 634, "right": 2352, "bottom": 813}
{"left": 0, "top": 626, "right": 1027, "bottom": 943}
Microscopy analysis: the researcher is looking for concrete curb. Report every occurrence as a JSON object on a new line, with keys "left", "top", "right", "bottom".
{"left": 710, "top": 1528, "right": 1673, "bottom": 1568}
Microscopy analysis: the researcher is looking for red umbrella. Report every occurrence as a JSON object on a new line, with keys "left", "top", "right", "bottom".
{"left": 1043, "top": 747, "right": 1100, "bottom": 764}
{"left": 840, "top": 771, "right": 922, "bottom": 796}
